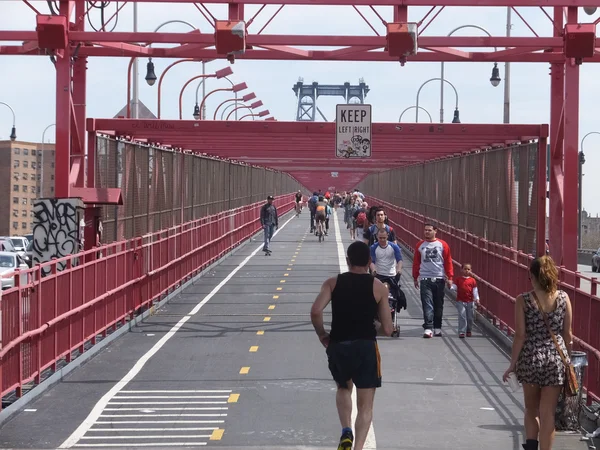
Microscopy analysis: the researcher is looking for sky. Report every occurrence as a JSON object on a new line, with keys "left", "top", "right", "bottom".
{"left": 1, "top": 1, "right": 600, "bottom": 215}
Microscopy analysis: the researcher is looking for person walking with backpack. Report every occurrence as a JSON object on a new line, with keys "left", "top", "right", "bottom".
{"left": 260, "top": 195, "right": 278, "bottom": 255}
{"left": 353, "top": 202, "right": 368, "bottom": 242}
{"left": 363, "top": 208, "right": 397, "bottom": 246}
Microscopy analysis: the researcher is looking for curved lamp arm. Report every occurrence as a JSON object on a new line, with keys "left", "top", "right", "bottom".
{"left": 581, "top": 131, "right": 600, "bottom": 154}
{"left": 179, "top": 74, "right": 215, "bottom": 119}
{"left": 0, "top": 102, "right": 17, "bottom": 140}
{"left": 225, "top": 104, "right": 256, "bottom": 120}
{"left": 416, "top": 77, "right": 459, "bottom": 122}
{"left": 439, "top": 24, "right": 499, "bottom": 123}
{"left": 399, "top": 106, "right": 432, "bottom": 123}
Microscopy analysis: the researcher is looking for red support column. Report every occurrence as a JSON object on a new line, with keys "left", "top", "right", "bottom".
{"left": 549, "top": 6, "right": 564, "bottom": 266}
{"left": 537, "top": 136, "right": 548, "bottom": 257}
{"left": 72, "top": 57, "right": 87, "bottom": 188}
{"left": 228, "top": 3, "right": 245, "bottom": 20}
{"left": 393, "top": 4, "right": 408, "bottom": 22}
{"left": 563, "top": 6, "right": 580, "bottom": 271}
{"left": 54, "top": 1, "right": 75, "bottom": 198}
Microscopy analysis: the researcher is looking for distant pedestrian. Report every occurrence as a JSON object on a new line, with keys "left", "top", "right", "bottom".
{"left": 412, "top": 222, "right": 453, "bottom": 338}
{"left": 451, "top": 263, "right": 479, "bottom": 338}
{"left": 310, "top": 241, "right": 392, "bottom": 450}
{"left": 260, "top": 195, "right": 278, "bottom": 255}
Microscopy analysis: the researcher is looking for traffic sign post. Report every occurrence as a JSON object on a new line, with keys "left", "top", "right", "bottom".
{"left": 335, "top": 104, "right": 372, "bottom": 159}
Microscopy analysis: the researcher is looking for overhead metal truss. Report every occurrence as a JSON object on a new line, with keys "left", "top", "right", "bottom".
{"left": 0, "top": 0, "right": 595, "bottom": 270}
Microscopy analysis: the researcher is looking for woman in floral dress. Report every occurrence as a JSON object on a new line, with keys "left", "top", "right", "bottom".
{"left": 503, "top": 256, "right": 573, "bottom": 450}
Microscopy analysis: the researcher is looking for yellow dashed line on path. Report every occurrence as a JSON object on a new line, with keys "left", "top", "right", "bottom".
{"left": 228, "top": 393, "right": 240, "bottom": 403}
{"left": 273, "top": 295, "right": 279, "bottom": 299}
{"left": 280, "top": 280, "right": 286, "bottom": 283}
{"left": 268, "top": 305, "right": 276, "bottom": 310}
{"left": 249, "top": 346, "right": 259, "bottom": 352}
{"left": 210, "top": 429, "right": 224, "bottom": 440}
{"left": 284, "top": 273, "right": 289, "bottom": 277}
{"left": 239, "top": 367, "right": 250, "bottom": 374}
{"left": 257, "top": 330, "right": 265, "bottom": 335}
{"left": 263, "top": 317, "right": 271, "bottom": 322}
{"left": 277, "top": 287, "right": 282, "bottom": 291}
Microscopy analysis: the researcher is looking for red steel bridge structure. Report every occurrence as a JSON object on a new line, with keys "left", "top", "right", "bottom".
{"left": 1, "top": 0, "right": 600, "bottom": 415}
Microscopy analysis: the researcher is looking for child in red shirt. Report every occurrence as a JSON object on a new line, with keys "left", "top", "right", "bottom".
{"left": 451, "top": 263, "right": 479, "bottom": 338}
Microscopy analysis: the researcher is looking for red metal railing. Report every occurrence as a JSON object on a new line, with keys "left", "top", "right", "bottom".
{"left": 0, "top": 194, "right": 295, "bottom": 407}
{"left": 370, "top": 197, "right": 600, "bottom": 404}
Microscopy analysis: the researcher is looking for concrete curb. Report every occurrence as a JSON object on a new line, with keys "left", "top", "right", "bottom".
{"left": 0, "top": 211, "right": 294, "bottom": 426}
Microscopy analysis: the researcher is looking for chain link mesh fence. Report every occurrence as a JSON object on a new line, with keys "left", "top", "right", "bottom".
{"left": 95, "top": 136, "right": 301, "bottom": 243}
{"left": 359, "top": 143, "right": 540, "bottom": 254}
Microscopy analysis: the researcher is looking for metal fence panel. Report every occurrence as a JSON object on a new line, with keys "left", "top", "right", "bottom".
{"left": 95, "top": 137, "right": 302, "bottom": 243}
{"left": 359, "top": 143, "right": 539, "bottom": 254}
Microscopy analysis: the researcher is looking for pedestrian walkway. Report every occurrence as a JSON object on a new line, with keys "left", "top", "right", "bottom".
{"left": 0, "top": 210, "right": 588, "bottom": 449}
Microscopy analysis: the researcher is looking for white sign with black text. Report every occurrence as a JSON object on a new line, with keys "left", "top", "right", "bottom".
{"left": 335, "top": 104, "right": 372, "bottom": 159}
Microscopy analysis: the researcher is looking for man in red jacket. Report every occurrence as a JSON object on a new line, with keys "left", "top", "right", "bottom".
{"left": 412, "top": 223, "right": 453, "bottom": 338}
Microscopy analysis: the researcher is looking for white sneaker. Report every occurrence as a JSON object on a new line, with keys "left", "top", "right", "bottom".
{"left": 434, "top": 328, "right": 442, "bottom": 337}
{"left": 423, "top": 329, "right": 433, "bottom": 338}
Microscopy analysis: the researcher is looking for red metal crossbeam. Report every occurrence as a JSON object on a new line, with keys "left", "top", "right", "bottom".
{"left": 48, "top": 0, "right": 600, "bottom": 5}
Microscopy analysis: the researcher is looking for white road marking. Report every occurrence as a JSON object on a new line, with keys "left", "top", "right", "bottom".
{"left": 73, "top": 443, "right": 206, "bottom": 447}
{"left": 333, "top": 211, "right": 377, "bottom": 449}
{"left": 104, "top": 407, "right": 227, "bottom": 411}
{"left": 60, "top": 213, "right": 297, "bottom": 448}
{"left": 108, "top": 401, "right": 227, "bottom": 405}
{"left": 113, "top": 395, "right": 230, "bottom": 399}
{"left": 119, "top": 390, "right": 232, "bottom": 394}
{"left": 95, "top": 421, "right": 219, "bottom": 424}
{"left": 81, "top": 435, "right": 211, "bottom": 439}
{"left": 88, "top": 428, "right": 216, "bottom": 432}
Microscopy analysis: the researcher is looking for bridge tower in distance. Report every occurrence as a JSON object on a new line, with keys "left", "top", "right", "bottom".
{"left": 292, "top": 78, "right": 369, "bottom": 121}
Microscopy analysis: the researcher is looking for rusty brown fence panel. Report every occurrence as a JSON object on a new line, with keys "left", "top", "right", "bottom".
{"left": 359, "top": 143, "right": 539, "bottom": 253}
{"left": 95, "top": 136, "right": 303, "bottom": 243}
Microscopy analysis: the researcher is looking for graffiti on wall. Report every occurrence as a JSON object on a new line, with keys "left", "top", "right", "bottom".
{"left": 33, "top": 198, "right": 84, "bottom": 275}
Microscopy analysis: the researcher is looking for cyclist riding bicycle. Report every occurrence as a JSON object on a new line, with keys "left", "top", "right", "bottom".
{"left": 295, "top": 191, "right": 303, "bottom": 214}
{"left": 315, "top": 196, "right": 328, "bottom": 238}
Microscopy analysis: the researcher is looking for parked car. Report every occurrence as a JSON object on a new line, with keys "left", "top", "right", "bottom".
{"left": 0, "top": 236, "right": 28, "bottom": 252}
{"left": 24, "top": 233, "right": 33, "bottom": 243}
{"left": 0, "top": 239, "right": 16, "bottom": 253}
{"left": 592, "top": 248, "right": 600, "bottom": 273}
{"left": 0, "top": 251, "right": 29, "bottom": 290}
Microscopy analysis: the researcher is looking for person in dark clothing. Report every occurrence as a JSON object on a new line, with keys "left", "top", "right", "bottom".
{"left": 310, "top": 241, "right": 392, "bottom": 450}
{"left": 260, "top": 195, "right": 278, "bottom": 254}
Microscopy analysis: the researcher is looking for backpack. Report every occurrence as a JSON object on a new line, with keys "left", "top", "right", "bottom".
{"left": 310, "top": 195, "right": 318, "bottom": 205}
{"left": 356, "top": 211, "right": 367, "bottom": 227}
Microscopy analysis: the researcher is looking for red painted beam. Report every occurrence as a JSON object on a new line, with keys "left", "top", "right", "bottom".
{"left": 88, "top": 118, "right": 547, "bottom": 137}
{"left": 76, "top": 46, "right": 579, "bottom": 63}
{"left": 64, "top": 32, "right": 563, "bottom": 48}
{"left": 65, "top": 0, "right": 600, "bottom": 6}
{"left": 70, "top": 187, "right": 123, "bottom": 205}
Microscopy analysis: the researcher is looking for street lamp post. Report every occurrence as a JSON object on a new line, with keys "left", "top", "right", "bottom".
{"left": 41, "top": 124, "right": 55, "bottom": 197}
{"left": 440, "top": 24, "right": 500, "bottom": 123}
{"left": 416, "top": 78, "right": 460, "bottom": 123}
{"left": 399, "top": 106, "right": 432, "bottom": 123}
{"left": 194, "top": 75, "right": 237, "bottom": 120}
{"left": 177, "top": 67, "right": 234, "bottom": 119}
{"left": 144, "top": 20, "right": 197, "bottom": 87}
{"left": 221, "top": 102, "right": 255, "bottom": 120}
{"left": 579, "top": 132, "right": 600, "bottom": 247}
{"left": 226, "top": 101, "right": 264, "bottom": 120}
{"left": 213, "top": 93, "right": 256, "bottom": 120}
{"left": 0, "top": 102, "right": 17, "bottom": 140}
{"left": 198, "top": 83, "right": 248, "bottom": 120}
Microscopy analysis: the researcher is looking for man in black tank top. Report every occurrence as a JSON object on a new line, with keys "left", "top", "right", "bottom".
{"left": 310, "top": 241, "right": 392, "bottom": 450}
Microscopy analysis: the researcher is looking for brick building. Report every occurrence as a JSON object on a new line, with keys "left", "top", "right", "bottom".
{"left": 0, "top": 140, "right": 56, "bottom": 236}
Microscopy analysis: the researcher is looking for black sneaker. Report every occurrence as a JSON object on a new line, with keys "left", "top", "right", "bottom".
{"left": 337, "top": 430, "right": 353, "bottom": 450}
